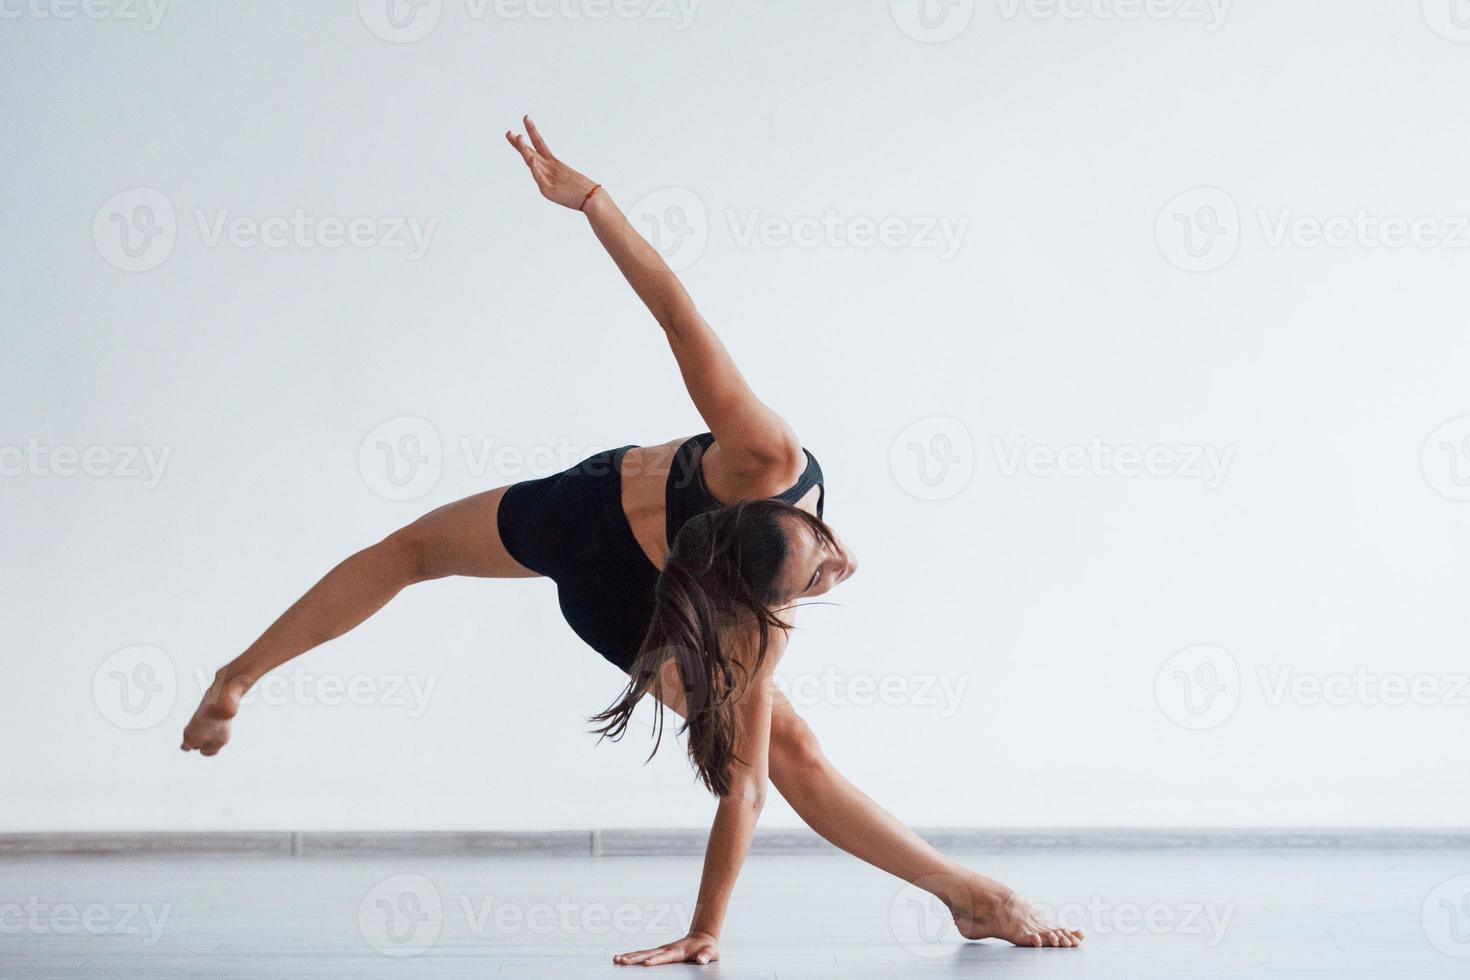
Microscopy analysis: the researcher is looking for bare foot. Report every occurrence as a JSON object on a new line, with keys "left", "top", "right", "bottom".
{"left": 940, "top": 872, "right": 1085, "bottom": 949}
{"left": 180, "top": 673, "right": 249, "bottom": 756}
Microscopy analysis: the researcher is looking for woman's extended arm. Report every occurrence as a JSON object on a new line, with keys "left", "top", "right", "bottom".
{"left": 505, "top": 117, "right": 802, "bottom": 482}
{"left": 611, "top": 635, "right": 780, "bottom": 967}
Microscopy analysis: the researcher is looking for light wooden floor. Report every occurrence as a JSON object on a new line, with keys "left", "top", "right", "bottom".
{"left": 3, "top": 848, "right": 1467, "bottom": 978}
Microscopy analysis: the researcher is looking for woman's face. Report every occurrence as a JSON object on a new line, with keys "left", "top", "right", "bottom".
{"left": 780, "top": 519, "right": 858, "bottom": 600}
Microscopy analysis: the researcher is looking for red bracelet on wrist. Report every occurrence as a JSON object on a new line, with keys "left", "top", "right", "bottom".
{"left": 579, "top": 184, "right": 602, "bottom": 211}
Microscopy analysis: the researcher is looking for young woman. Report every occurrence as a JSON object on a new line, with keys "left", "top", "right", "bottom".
{"left": 180, "top": 117, "right": 1085, "bottom": 965}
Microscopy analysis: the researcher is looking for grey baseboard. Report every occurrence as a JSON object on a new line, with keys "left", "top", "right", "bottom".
{"left": 0, "top": 832, "right": 295, "bottom": 857}
{"left": 298, "top": 830, "right": 596, "bottom": 857}
{"left": 598, "top": 827, "right": 1470, "bottom": 855}
{"left": 3, "top": 828, "right": 1469, "bottom": 858}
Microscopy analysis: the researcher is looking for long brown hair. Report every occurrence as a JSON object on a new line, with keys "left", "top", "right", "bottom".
{"left": 591, "top": 499, "right": 835, "bottom": 796}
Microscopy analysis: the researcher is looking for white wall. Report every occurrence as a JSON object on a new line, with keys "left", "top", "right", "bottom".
{"left": 4, "top": 0, "right": 1468, "bottom": 832}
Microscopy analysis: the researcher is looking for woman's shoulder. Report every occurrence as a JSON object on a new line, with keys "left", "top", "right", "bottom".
{"left": 700, "top": 436, "right": 814, "bottom": 504}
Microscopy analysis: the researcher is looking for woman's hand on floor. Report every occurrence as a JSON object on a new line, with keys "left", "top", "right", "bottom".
{"left": 612, "top": 930, "right": 719, "bottom": 967}
{"left": 505, "top": 115, "right": 599, "bottom": 211}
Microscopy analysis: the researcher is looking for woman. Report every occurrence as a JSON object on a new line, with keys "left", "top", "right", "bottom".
{"left": 181, "top": 117, "right": 1085, "bottom": 965}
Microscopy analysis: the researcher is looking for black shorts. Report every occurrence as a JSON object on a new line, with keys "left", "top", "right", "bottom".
{"left": 496, "top": 447, "right": 658, "bottom": 673}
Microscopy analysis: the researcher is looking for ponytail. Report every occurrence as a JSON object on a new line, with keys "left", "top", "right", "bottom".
{"left": 591, "top": 500, "right": 830, "bottom": 795}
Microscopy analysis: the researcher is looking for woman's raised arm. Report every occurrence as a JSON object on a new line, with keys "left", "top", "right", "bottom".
{"left": 505, "top": 117, "right": 802, "bottom": 482}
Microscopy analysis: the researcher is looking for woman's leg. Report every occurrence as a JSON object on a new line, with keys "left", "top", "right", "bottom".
{"left": 766, "top": 693, "right": 951, "bottom": 880}
{"left": 181, "top": 486, "right": 536, "bottom": 755}
{"left": 648, "top": 670, "right": 1081, "bottom": 948}
{"left": 764, "top": 693, "right": 1082, "bottom": 947}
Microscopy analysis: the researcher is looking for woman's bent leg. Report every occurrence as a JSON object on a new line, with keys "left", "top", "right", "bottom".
{"left": 181, "top": 486, "right": 536, "bottom": 755}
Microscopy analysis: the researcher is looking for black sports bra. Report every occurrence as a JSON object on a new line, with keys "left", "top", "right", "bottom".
{"left": 663, "top": 433, "right": 825, "bottom": 546}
